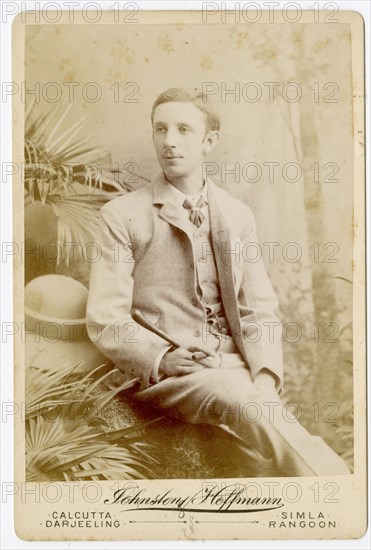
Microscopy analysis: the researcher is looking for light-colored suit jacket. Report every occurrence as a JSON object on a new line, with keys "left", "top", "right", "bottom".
{"left": 86, "top": 173, "right": 284, "bottom": 391}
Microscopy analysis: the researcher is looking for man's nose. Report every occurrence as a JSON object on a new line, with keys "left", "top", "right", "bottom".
{"left": 163, "top": 128, "right": 177, "bottom": 147}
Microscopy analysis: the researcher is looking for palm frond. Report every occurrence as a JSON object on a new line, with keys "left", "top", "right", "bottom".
{"left": 25, "top": 362, "right": 161, "bottom": 481}
{"left": 25, "top": 101, "right": 139, "bottom": 197}
{"left": 25, "top": 363, "right": 88, "bottom": 418}
{"left": 47, "top": 191, "right": 122, "bottom": 265}
{"left": 26, "top": 415, "right": 158, "bottom": 482}
{"left": 24, "top": 102, "right": 146, "bottom": 266}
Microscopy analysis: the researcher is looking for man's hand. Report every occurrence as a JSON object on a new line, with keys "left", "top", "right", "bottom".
{"left": 159, "top": 345, "right": 220, "bottom": 377}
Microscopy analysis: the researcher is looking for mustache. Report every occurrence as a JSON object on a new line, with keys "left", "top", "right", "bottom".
{"left": 161, "top": 150, "right": 183, "bottom": 158}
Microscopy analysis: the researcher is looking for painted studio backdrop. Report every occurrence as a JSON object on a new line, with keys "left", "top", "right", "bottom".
{"left": 23, "top": 19, "right": 354, "bottom": 480}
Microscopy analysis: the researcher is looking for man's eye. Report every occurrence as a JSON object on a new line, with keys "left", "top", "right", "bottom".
{"left": 156, "top": 127, "right": 166, "bottom": 133}
{"left": 179, "top": 127, "right": 189, "bottom": 133}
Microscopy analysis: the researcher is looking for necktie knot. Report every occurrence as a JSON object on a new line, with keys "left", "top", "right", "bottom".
{"left": 182, "top": 196, "right": 207, "bottom": 228}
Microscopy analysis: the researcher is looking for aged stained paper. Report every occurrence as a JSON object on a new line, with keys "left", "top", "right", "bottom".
{"left": 11, "top": 7, "right": 366, "bottom": 541}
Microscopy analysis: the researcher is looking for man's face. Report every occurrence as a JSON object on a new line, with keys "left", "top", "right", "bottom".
{"left": 152, "top": 101, "right": 216, "bottom": 179}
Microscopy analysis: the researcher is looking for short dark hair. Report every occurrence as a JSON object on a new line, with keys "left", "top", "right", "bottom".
{"left": 151, "top": 87, "right": 220, "bottom": 133}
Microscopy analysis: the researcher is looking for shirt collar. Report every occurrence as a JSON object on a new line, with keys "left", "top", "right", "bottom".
{"left": 163, "top": 176, "right": 208, "bottom": 208}
{"left": 153, "top": 172, "right": 211, "bottom": 207}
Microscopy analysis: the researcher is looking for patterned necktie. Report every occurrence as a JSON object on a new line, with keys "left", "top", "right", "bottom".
{"left": 182, "top": 196, "right": 207, "bottom": 228}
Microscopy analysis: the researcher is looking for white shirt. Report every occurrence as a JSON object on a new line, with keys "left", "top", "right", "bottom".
{"left": 164, "top": 179, "right": 209, "bottom": 217}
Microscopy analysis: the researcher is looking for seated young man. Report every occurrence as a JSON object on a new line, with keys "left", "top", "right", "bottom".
{"left": 86, "top": 87, "right": 350, "bottom": 477}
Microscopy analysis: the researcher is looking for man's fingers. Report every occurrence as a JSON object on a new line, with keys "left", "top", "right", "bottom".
{"left": 175, "top": 345, "right": 217, "bottom": 359}
{"left": 198, "top": 355, "right": 222, "bottom": 369}
{"left": 180, "top": 358, "right": 200, "bottom": 366}
{"left": 175, "top": 348, "right": 195, "bottom": 360}
{"left": 189, "top": 343, "right": 218, "bottom": 357}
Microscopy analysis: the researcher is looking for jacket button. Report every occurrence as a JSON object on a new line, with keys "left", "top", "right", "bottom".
{"left": 191, "top": 298, "right": 198, "bottom": 306}
{"left": 194, "top": 330, "right": 201, "bottom": 337}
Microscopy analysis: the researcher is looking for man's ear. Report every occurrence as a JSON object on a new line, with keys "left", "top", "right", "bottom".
{"left": 203, "top": 131, "right": 219, "bottom": 155}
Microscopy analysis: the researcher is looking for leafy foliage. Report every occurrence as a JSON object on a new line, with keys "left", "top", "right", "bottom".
{"left": 25, "top": 363, "right": 160, "bottom": 482}
{"left": 24, "top": 100, "right": 149, "bottom": 268}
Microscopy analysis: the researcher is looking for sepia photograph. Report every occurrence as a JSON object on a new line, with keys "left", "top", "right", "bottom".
{"left": 8, "top": 4, "right": 366, "bottom": 542}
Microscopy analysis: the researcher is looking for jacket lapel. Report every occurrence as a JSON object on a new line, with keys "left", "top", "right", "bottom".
{"left": 158, "top": 202, "right": 195, "bottom": 239}
{"left": 208, "top": 183, "right": 245, "bottom": 356}
{"left": 152, "top": 173, "right": 195, "bottom": 240}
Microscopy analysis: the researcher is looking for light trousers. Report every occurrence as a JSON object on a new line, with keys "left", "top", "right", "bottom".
{"left": 135, "top": 334, "right": 350, "bottom": 477}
